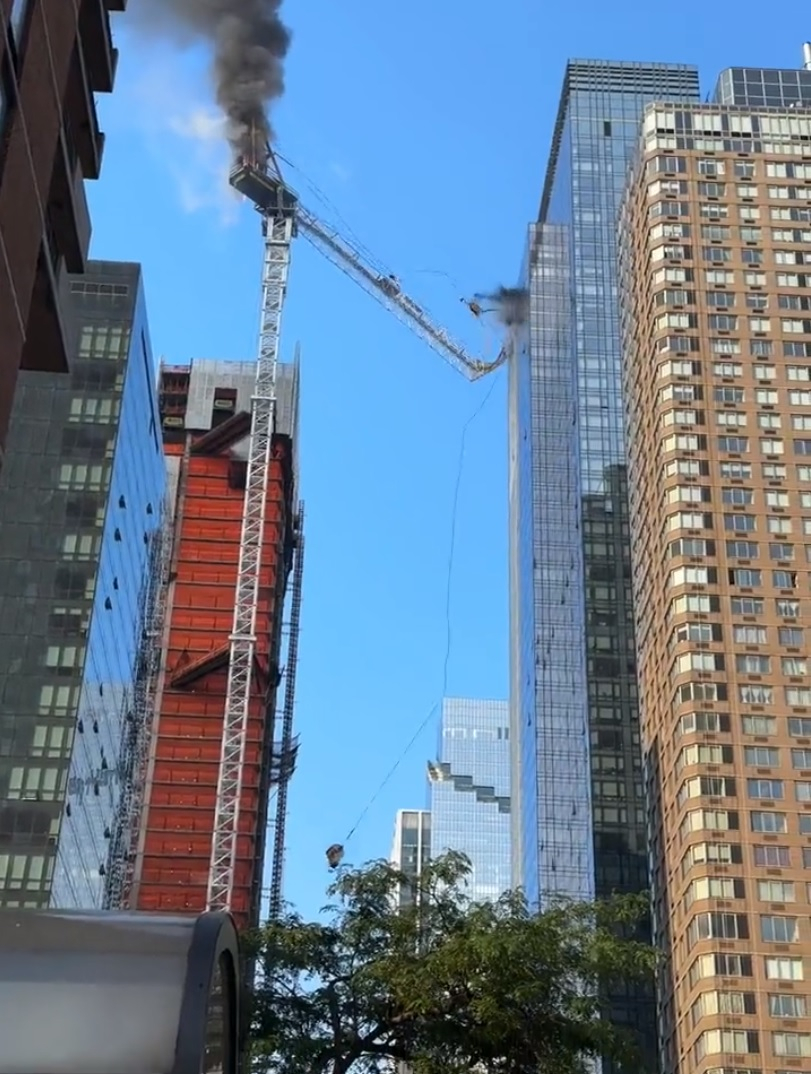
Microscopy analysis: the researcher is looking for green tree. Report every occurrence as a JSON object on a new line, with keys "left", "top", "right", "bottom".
{"left": 247, "top": 852, "right": 655, "bottom": 1074}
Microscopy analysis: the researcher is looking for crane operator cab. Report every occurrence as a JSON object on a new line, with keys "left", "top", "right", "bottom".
{"left": 0, "top": 910, "right": 241, "bottom": 1074}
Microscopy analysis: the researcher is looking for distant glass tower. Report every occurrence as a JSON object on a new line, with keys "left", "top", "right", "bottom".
{"left": 508, "top": 59, "right": 701, "bottom": 1070}
{"left": 390, "top": 809, "right": 431, "bottom": 911}
{"left": 0, "top": 261, "right": 165, "bottom": 908}
{"left": 427, "top": 698, "right": 510, "bottom": 902}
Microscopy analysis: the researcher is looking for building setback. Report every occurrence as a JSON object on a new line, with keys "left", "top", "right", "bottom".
{"left": 619, "top": 82, "right": 811, "bottom": 1074}
{"left": 428, "top": 698, "right": 510, "bottom": 902}
{"left": 0, "top": 0, "right": 123, "bottom": 459}
{"left": 130, "top": 359, "right": 300, "bottom": 930}
{"left": 509, "top": 58, "right": 701, "bottom": 1071}
{"left": 0, "top": 261, "right": 165, "bottom": 908}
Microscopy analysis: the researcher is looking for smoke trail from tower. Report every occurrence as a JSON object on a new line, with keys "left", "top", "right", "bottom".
{"left": 134, "top": 0, "right": 290, "bottom": 159}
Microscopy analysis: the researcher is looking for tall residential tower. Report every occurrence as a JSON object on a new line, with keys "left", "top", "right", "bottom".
{"left": 509, "top": 59, "right": 701, "bottom": 1069}
{"left": 620, "top": 62, "right": 811, "bottom": 1074}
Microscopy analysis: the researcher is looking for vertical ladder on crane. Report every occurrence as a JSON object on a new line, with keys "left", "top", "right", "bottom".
{"left": 267, "top": 503, "right": 305, "bottom": 919}
{"left": 206, "top": 175, "right": 297, "bottom": 913}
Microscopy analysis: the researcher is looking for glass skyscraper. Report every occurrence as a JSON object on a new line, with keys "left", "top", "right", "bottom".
{"left": 508, "top": 59, "right": 701, "bottom": 1068}
{"left": 427, "top": 697, "right": 510, "bottom": 902}
{"left": 0, "top": 261, "right": 165, "bottom": 908}
{"left": 390, "top": 809, "right": 431, "bottom": 911}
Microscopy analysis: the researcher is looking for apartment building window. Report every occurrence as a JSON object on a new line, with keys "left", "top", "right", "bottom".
{"left": 775, "top": 599, "right": 799, "bottom": 616}
{"left": 689, "top": 913, "right": 749, "bottom": 946}
{"left": 754, "top": 845, "right": 791, "bottom": 867}
{"left": 686, "top": 877, "right": 743, "bottom": 906}
{"left": 761, "top": 438, "right": 785, "bottom": 455}
{"left": 758, "top": 879, "right": 795, "bottom": 902}
{"left": 779, "top": 626, "right": 804, "bottom": 645}
{"left": 734, "top": 624, "right": 767, "bottom": 644}
{"left": 769, "top": 995, "right": 806, "bottom": 1018}
{"left": 772, "top": 1032, "right": 811, "bottom": 1058}
{"left": 759, "top": 413, "right": 782, "bottom": 430}
{"left": 730, "top": 541, "right": 760, "bottom": 558}
{"left": 713, "top": 361, "right": 742, "bottom": 377}
{"left": 683, "top": 843, "right": 742, "bottom": 875}
{"left": 783, "top": 658, "right": 808, "bottom": 676}
{"left": 752, "top": 341, "right": 774, "bottom": 358}
{"left": 767, "top": 518, "right": 792, "bottom": 536}
{"left": 756, "top": 389, "right": 779, "bottom": 407}
{"left": 791, "top": 748, "right": 811, "bottom": 769}
{"left": 751, "top": 812, "right": 787, "bottom": 834}
{"left": 765, "top": 957, "right": 803, "bottom": 980}
{"left": 694, "top": 1030, "right": 759, "bottom": 1061}
{"left": 679, "top": 712, "right": 729, "bottom": 736}
{"left": 721, "top": 462, "right": 752, "bottom": 478}
{"left": 786, "top": 688, "right": 811, "bottom": 707}
{"left": 788, "top": 717, "right": 811, "bottom": 735}
{"left": 683, "top": 809, "right": 739, "bottom": 837}
{"left": 742, "top": 717, "right": 776, "bottom": 737}
{"left": 691, "top": 990, "right": 754, "bottom": 1029}
{"left": 711, "top": 336, "right": 741, "bottom": 353}
{"left": 745, "top": 745, "right": 779, "bottom": 766}
{"left": 718, "top": 436, "right": 749, "bottom": 452}
{"left": 747, "top": 777, "right": 783, "bottom": 798}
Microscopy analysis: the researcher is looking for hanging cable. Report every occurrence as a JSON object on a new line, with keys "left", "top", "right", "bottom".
{"left": 341, "top": 375, "right": 500, "bottom": 847}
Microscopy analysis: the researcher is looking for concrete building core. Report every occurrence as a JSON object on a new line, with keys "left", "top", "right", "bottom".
{"left": 0, "top": 0, "right": 124, "bottom": 459}
{"left": 619, "top": 98, "right": 811, "bottom": 1074}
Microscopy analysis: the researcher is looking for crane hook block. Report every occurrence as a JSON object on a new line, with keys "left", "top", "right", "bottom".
{"left": 326, "top": 844, "right": 345, "bottom": 869}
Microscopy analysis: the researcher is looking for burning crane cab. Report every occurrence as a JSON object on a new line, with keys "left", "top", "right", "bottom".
{"left": 230, "top": 152, "right": 298, "bottom": 221}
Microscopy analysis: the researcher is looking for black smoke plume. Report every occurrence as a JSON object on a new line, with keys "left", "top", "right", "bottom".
{"left": 134, "top": 1, "right": 290, "bottom": 159}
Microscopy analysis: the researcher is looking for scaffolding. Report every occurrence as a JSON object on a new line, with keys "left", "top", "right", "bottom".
{"left": 267, "top": 502, "right": 305, "bottom": 919}
{"left": 104, "top": 504, "right": 171, "bottom": 910}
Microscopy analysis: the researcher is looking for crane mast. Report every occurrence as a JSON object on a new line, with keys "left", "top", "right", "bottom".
{"left": 210, "top": 151, "right": 508, "bottom": 913}
{"left": 206, "top": 165, "right": 296, "bottom": 912}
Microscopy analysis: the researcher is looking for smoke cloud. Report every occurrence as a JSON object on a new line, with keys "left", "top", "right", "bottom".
{"left": 133, "top": 0, "right": 290, "bottom": 159}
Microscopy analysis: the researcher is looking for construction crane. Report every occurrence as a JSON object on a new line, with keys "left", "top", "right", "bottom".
{"left": 205, "top": 146, "right": 510, "bottom": 915}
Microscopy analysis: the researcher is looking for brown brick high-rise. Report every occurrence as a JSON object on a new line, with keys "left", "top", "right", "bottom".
{"left": 620, "top": 93, "right": 811, "bottom": 1073}
{"left": 0, "top": 0, "right": 123, "bottom": 459}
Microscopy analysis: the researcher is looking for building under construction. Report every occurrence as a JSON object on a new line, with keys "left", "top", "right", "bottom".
{"left": 128, "top": 357, "right": 302, "bottom": 930}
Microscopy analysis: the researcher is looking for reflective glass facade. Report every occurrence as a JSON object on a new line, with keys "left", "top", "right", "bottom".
{"left": 428, "top": 698, "right": 510, "bottom": 902}
{"left": 714, "top": 65, "right": 811, "bottom": 108}
{"left": 508, "top": 59, "right": 701, "bottom": 1070}
{"left": 0, "top": 261, "right": 165, "bottom": 908}
{"left": 390, "top": 809, "right": 431, "bottom": 911}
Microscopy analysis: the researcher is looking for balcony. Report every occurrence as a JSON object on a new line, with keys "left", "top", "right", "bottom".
{"left": 47, "top": 128, "right": 92, "bottom": 275}
{"left": 80, "top": 0, "right": 119, "bottom": 94}
{"left": 20, "top": 248, "right": 72, "bottom": 375}
{"left": 68, "top": 33, "right": 105, "bottom": 180}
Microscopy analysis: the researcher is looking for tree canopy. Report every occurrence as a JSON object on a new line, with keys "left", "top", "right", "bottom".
{"left": 246, "top": 852, "right": 656, "bottom": 1074}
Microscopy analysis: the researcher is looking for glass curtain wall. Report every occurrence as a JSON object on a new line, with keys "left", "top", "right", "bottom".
{"left": 508, "top": 59, "right": 701, "bottom": 1071}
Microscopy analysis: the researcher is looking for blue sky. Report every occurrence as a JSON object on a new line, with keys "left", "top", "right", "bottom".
{"left": 91, "top": 1, "right": 795, "bottom": 919}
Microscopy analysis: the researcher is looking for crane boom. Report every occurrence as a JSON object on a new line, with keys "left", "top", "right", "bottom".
{"left": 296, "top": 208, "right": 506, "bottom": 380}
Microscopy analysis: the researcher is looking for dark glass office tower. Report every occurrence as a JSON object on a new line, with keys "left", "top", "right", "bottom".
{"left": 0, "top": 261, "right": 165, "bottom": 908}
{"left": 508, "top": 59, "right": 700, "bottom": 1069}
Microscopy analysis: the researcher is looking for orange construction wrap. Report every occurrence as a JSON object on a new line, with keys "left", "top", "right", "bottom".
{"left": 131, "top": 435, "right": 294, "bottom": 930}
